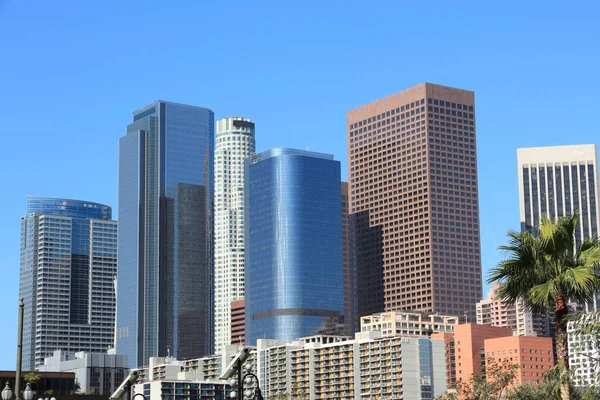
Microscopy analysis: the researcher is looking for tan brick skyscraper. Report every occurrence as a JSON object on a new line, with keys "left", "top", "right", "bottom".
{"left": 347, "top": 83, "right": 482, "bottom": 320}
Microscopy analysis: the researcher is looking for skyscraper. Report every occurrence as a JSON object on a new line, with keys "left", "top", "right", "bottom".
{"left": 347, "top": 83, "right": 482, "bottom": 320}
{"left": 517, "top": 144, "right": 599, "bottom": 243}
{"left": 341, "top": 182, "right": 357, "bottom": 335}
{"left": 245, "top": 148, "right": 344, "bottom": 345}
{"left": 20, "top": 197, "right": 117, "bottom": 370}
{"left": 517, "top": 144, "right": 600, "bottom": 311}
{"left": 117, "top": 101, "right": 214, "bottom": 368}
{"left": 213, "top": 117, "right": 255, "bottom": 353}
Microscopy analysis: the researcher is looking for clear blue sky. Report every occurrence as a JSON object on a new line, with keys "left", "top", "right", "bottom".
{"left": 1, "top": 0, "right": 599, "bottom": 369}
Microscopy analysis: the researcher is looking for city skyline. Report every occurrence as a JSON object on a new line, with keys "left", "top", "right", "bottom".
{"left": 2, "top": 1, "right": 600, "bottom": 369}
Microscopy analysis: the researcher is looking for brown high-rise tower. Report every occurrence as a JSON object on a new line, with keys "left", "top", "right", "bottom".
{"left": 347, "top": 83, "right": 482, "bottom": 320}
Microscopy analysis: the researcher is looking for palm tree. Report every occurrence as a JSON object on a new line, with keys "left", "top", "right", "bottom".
{"left": 488, "top": 214, "right": 600, "bottom": 400}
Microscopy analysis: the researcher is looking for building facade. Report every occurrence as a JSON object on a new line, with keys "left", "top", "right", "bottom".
{"left": 245, "top": 148, "right": 345, "bottom": 345}
{"left": 517, "top": 144, "right": 599, "bottom": 242}
{"left": 117, "top": 101, "right": 214, "bottom": 368}
{"left": 39, "top": 350, "right": 128, "bottom": 395}
{"left": 257, "top": 332, "right": 447, "bottom": 400}
{"left": 476, "top": 283, "right": 538, "bottom": 336}
{"left": 230, "top": 299, "right": 245, "bottom": 346}
{"left": 484, "top": 336, "right": 554, "bottom": 386}
{"left": 567, "top": 313, "right": 600, "bottom": 387}
{"left": 341, "top": 182, "right": 358, "bottom": 335}
{"left": 347, "top": 83, "right": 483, "bottom": 321}
{"left": 517, "top": 144, "right": 600, "bottom": 311}
{"left": 453, "top": 324, "right": 513, "bottom": 384}
{"left": 213, "top": 117, "right": 255, "bottom": 354}
{"left": 20, "top": 197, "right": 117, "bottom": 370}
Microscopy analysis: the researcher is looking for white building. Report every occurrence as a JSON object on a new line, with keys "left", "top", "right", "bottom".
{"left": 568, "top": 313, "right": 600, "bottom": 387}
{"left": 213, "top": 117, "right": 256, "bottom": 353}
{"left": 257, "top": 332, "right": 447, "bottom": 400}
{"left": 126, "top": 346, "right": 257, "bottom": 400}
{"left": 517, "top": 144, "right": 600, "bottom": 312}
{"left": 476, "top": 283, "right": 538, "bottom": 336}
{"left": 39, "top": 350, "right": 128, "bottom": 395}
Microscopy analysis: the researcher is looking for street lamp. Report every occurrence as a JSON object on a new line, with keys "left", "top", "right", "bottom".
{"left": 22, "top": 384, "right": 32, "bottom": 400}
{"left": 2, "top": 382, "right": 12, "bottom": 400}
{"left": 229, "top": 363, "right": 263, "bottom": 400}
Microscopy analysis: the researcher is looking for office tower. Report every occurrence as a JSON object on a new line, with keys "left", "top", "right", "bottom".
{"left": 117, "top": 101, "right": 214, "bottom": 368}
{"left": 477, "top": 283, "right": 538, "bottom": 336}
{"left": 518, "top": 144, "right": 600, "bottom": 312}
{"left": 517, "top": 145, "right": 599, "bottom": 239}
{"left": 19, "top": 197, "right": 117, "bottom": 370}
{"left": 214, "top": 117, "right": 255, "bottom": 353}
{"left": 347, "top": 83, "right": 482, "bottom": 320}
{"left": 341, "top": 182, "right": 357, "bottom": 335}
{"left": 245, "top": 149, "right": 344, "bottom": 345}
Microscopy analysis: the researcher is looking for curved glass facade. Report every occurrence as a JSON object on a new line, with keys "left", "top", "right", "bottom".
{"left": 27, "top": 197, "right": 112, "bottom": 219}
{"left": 245, "top": 148, "right": 344, "bottom": 345}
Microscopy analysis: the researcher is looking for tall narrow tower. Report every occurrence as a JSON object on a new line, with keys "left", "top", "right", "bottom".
{"left": 213, "top": 117, "right": 255, "bottom": 353}
{"left": 117, "top": 101, "right": 214, "bottom": 368}
{"left": 347, "top": 83, "right": 483, "bottom": 320}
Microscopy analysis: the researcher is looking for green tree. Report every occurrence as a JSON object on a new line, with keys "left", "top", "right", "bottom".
{"left": 488, "top": 214, "right": 600, "bottom": 400}
{"left": 436, "top": 357, "right": 518, "bottom": 400}
{"left": 24, "top": 373, "right": 41, "bottom": 391}
{"left": 43, "top": 390, "right": 54, "bottom": 397}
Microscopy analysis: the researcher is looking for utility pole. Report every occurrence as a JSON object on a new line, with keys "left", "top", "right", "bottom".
{"left": 15, "top": 299, "right": 24, "bottom": 400}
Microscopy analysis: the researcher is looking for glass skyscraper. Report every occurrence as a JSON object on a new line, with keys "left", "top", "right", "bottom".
{"left": 117, "top": 101, "right": 214, "bottom": 368}
{"left": 20, "top": 197, "right": 117, "bottom": 370}
{"left": 213, "top": 117, "right": 255, "bottom": 354}
{"left": 244, "top": 148, "right": 344, "bottom": 345}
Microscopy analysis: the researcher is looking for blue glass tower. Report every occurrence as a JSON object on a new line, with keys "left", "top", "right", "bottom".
{"left": 245, "top": 148, "right": 344, "bottom": 345}
{"left": 20, "top": 197, "right": 117, "bottom": 370}
{"left": 117, "top": 101, "right": 214, "bottom": 368}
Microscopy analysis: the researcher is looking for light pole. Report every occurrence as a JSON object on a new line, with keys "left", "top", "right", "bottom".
{"left": 228, "top": 362, "right": 263, "bottom": 400}
{"left": 15, "top": 299, "right": 24, "bottom": 400}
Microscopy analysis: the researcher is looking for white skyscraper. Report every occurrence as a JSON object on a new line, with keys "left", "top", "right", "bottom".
{"left": 213, "top": 117, "right": 255, "bottom": 353}
{"left": 517, "top": 144, "right": 600, "bottom": 312}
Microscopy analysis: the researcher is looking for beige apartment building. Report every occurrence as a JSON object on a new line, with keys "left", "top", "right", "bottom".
{"left": 347, "top": 83, "right": 482, "bottom": 321}
{"left": 360, "top": 310, "right": 459, "bottom": 337}
{"left": 476, "top": 283, "right": 537, "bottom": 336}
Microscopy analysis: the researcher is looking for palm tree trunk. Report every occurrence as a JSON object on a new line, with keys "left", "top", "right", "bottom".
{"left": 554, "top": 294, "right": 570, "bottom": 400}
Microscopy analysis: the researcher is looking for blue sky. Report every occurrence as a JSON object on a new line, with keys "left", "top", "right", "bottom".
{"left": 1, "top": 0, "right": 599, "bottom": 369}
